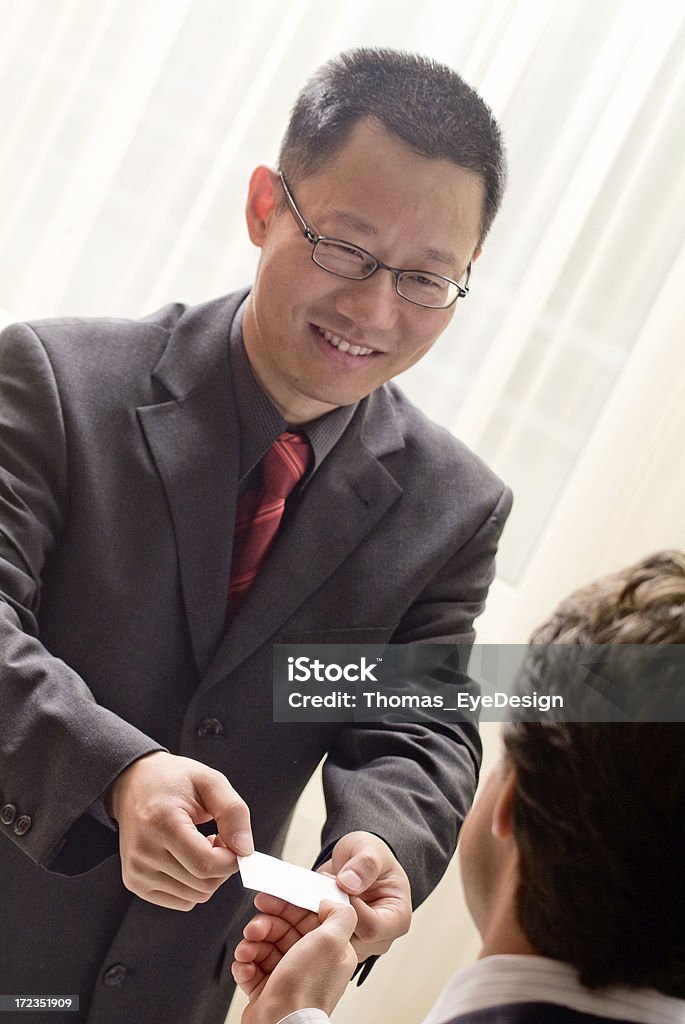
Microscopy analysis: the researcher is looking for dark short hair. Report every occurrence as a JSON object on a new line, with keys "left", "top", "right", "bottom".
{"left": 278, "top": 48, "right": 506, "bottom": 246}
{"left": 503, "top": 551, "right": 685, "bottom": 997}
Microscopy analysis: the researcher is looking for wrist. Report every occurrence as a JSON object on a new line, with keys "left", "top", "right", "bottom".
{"left": 104, "top": 750, "right": 167, "bottom": 822}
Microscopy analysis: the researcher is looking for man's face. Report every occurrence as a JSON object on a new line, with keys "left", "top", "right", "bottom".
{"left": 242, "top": 119, "right": 485, "bottom": 423}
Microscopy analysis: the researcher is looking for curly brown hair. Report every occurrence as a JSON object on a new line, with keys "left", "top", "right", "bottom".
{"left": 502, "top": 551, "right": 685, "bottom": 996}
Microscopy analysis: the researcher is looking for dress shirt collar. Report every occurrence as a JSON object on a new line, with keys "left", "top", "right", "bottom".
{"left": 228, "top": 297, "right": 357, "bottom": 485}
{"left": 421, "top": 955, "right": 685, "bottom": 1024}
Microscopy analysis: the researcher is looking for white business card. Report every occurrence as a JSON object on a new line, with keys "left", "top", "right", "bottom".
{"left": 237, "top": 851, "right": 350, "bottom": 913}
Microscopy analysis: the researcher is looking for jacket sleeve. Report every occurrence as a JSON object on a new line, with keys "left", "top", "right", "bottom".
{"left": 319, "top": 484, "right": 512, "bottom": 909}
{"left": 0, "top": 322, "right": 163, "bottom": 875}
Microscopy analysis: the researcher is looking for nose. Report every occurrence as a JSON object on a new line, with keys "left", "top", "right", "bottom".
{"left": 333, "top": 268, "right": 400, "bottom": 333}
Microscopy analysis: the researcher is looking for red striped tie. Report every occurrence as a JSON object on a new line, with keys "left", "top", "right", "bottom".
{"left": 227, "top": 431, "right": 312, "bottom": 615}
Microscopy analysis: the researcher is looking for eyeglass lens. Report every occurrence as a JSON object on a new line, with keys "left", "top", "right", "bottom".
{"left": 313, "top": 239, "right": 457, "bottom": 308}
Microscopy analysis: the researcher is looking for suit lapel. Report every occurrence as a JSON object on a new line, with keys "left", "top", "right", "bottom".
{"left": 137, "top": 293, "right": 247, "bottom": 675}
{"left": 136, "top": 291, "right": 407, "bottom": 687}
{"left": 201, "top": 388, "right": 405, "bottom": 690}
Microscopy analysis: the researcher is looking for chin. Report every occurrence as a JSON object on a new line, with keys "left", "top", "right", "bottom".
{"left": 295, "top": 381, "right": 373, "bottom": 409}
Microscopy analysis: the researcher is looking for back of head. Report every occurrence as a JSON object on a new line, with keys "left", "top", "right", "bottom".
{"left": 503, "top": 550, "right": 685, "bottom": 996}
{"left": 278, "top": 48, "right": 506, "bottom": 247}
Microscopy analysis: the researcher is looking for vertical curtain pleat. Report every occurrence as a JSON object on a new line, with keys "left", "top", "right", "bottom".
{"left": 0, "top": 0, "right": 683, "bottom": 586}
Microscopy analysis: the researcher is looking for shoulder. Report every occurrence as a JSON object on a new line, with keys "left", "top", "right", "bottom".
{"left": 7, "top": 289, "right": 246, "bottom": 359}
{"left": 362, "top": 381, "right": 511, "bottom": 518}
{"left": 0, "top": 289, "right": 248, "bottom": 396}
{"left": 6, "top": 306, "right": 178, "bottom": 355}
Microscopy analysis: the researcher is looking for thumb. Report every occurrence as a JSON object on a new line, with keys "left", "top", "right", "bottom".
{"left": 331, "top": 834, "right": 387, "bottom": 895}
{"left": 195, "top": 769, "right": 254, "bottom": 856}
{"left": 317, "top": 900, "right": 358, "bottom": 941}
{"left": 307, "top": 902, "right": 358, "bottom": 990}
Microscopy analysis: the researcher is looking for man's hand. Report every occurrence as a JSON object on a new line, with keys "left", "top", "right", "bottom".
{"left": 232, "top": 895, "right": 357, "bottom": 1024}
{"left": 106, "top": 751, "right": 253, "bottom": 911}
{"left": 318, "top": 831, "right": 412, "bottom": 961}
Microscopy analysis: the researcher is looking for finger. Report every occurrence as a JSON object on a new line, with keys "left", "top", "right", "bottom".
{"left": 317, "top": 900, "right": 358, "bottom": 943}
{"left": 348, "top": 897, "right": 393, "bottom": 958}
{"left": 350, "top": 933, "right": 392, "bottom": 959}
{"left": 252, "top": 892, "right": 291, "bottom": 915}
{"left": 299, "top": 901, "right": 359, "bottom": 982}
{"left": 166, "top": 813, "right": 241, "bottom": 881}
{"left": 231, "top": 959, "right": 256, "bottom": 984}
{"left": 145, "top": 890, "right": 199, "bottom": 912}
{"left": 233, "top": 937, "right": 269, "bottom": 964}
{"left": 119, "top": 844, "right": 228, "bottom": 905}
{"left": 231, "top": 959, "right": 266, "bottom": 998}
{"left": 349, "top": 894, "right": 379, "bottom": 938}
{"left": 242, "top": 913, "right": 295, "bottom": 944}
{"left": 233, "top": 938, "right": 286, "bottom": 976}
{"left": 146, "top": 842, "right": 234, "bottom": 889}
{"left": 351, "top": 890, "right": 410, "bottom": 938}
{"left": 143, "top": 869, "right": 220, "bottom": 905}
{"left": 194, "top": 771, "right": 254, "bottom": 856}
{"left": 253, "top": 893, "right": 318, "bottom": 931}
{"left": 210, "top": 833, "right": 228, "bottom": 848}
{"left": 242, "top": 912, "right": 316, "bottom": 953}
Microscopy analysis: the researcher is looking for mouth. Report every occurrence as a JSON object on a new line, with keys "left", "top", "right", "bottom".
{"left": 315, "top": 325, "right": 377, "bottom": 358}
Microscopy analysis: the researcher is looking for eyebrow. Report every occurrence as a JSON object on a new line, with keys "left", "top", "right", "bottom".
{"left": 328, "top": 208, "right": 459, "bottom": 273}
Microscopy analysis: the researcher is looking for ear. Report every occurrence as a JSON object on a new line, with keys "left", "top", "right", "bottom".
{"left": 245, "top": 165, "right": 279, "bottom": 247}
{"left": 471, "top": 246, "right": 483, "bottom": 264}
{"left": 492, "top": 765, "right": 517, "bottom": 839}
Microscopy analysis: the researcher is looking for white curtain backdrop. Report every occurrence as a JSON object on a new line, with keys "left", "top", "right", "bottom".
{"left": 1, "top": 3, "right": 684, "bottom": 1022}
{"left": 1, "top": 0, "right": 683, "bottom": 600}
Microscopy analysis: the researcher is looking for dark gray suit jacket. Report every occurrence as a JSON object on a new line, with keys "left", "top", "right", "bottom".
{"left": 0, "top": 290, "right": 511, "bottom": 1024}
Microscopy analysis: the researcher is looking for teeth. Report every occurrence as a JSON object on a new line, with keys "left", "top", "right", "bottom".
{"left": 320, "top": 328, "right": 374, "bottom": 357}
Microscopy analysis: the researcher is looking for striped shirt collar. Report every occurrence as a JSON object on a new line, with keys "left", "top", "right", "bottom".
{"left": 421, "top": 956, "right": 685, "bottom": 1024}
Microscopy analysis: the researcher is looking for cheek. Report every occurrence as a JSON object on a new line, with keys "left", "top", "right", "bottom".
{"left": 396, "top": 330, "right": 441, "bottom": 369}
{"left": 458, "top": 805, "right": 493, "bottom": 927}
{"left": 256, "top": 233, "right": 310, "bottom": 289}
{"left": 458, "top": 804, "right": 479, "bottom": 870}
{"left": 399, "top": 309, "right": 452, "bottom": 362}
{"left": 458, "top": 769, "right": 503, "bottom": 908}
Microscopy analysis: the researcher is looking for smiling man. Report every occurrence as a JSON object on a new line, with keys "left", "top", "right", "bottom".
{"left": 0, "top": 49, "right": 510, "bottom": 1024}
{"left": 243, "top": 119, "right": 484, "bottom": 422}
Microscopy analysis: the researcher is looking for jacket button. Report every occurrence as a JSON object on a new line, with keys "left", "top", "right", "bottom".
{"left": 197, "top": 718, "right": 224, "bottom": 737}
{"left": 13, "top": 815, "right": 31, "bottom": 836}
{"left": 1, "top": 804, "right": 17, "bottom": 825}
{"left": 103, "top": 964, "right": 128, "bottom": 987}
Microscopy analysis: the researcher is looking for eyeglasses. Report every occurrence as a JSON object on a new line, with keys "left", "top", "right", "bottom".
{"left": 278, "top": 172, "right": 470, "bottom": 309}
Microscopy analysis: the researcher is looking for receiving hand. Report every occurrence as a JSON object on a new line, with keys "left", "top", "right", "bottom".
{"left": 233, "top": 895, "right": 358, "bottom": 1024}
{"left": 106, "top": 750, "right": 253, "bottom": 911}
{"left": 318, "top": 831, "right": 412, "bottom": 961}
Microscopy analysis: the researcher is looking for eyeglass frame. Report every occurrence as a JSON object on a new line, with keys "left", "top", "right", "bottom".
{"left": 277, "top": 171, "right": 471, "bottom": 309}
